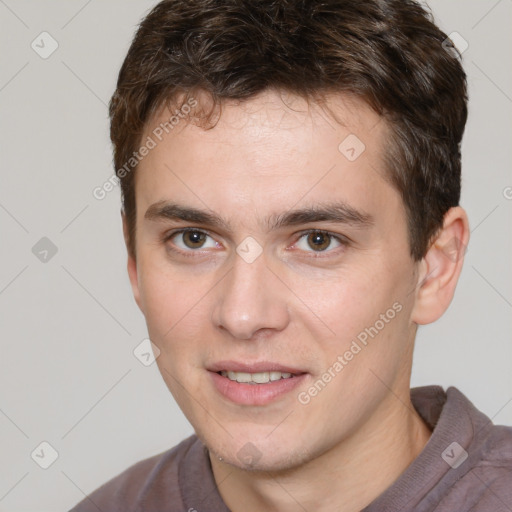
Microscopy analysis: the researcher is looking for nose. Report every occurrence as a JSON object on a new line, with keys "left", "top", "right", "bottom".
{"left": 211, "top": 251, "right": 290, "bottom": 340}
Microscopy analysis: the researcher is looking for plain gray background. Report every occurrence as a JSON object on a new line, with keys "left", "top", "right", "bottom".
{"left": 0, "top": 1, "right": 511, "bottom": 510}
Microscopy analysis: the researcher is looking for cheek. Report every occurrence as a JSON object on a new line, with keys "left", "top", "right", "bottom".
{"left": 137, "top": 257, "right": 217, "bottom": 359}
{"left": 137, "top": 252, "right": 196, "bottom": 324}
{"left": 289, "top": 265, "right": 380, "bottom": 334}
{"left": 295, "top": 261, "right": 410, "bottom": 359}
{"left": 138, "top": 269, "right": 177, "bottom": 333}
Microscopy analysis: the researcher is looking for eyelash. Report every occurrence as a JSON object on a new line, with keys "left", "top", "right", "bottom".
{"left": 292, "top": 229, "right": 349, "bottom": 256}
{"left": 162, "top": 228, "right": 218, "bottom": 259}
{"left": 163, "top": 228, "right": 349, "bottom": 258}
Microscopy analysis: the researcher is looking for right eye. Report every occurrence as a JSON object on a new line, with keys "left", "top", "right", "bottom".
{"left": 166, "top": 229, "right": 220, "bottom": 252}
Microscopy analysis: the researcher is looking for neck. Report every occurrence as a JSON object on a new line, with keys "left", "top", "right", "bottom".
{"left": 210, "top": 390, "right": 431, "bottom": 512}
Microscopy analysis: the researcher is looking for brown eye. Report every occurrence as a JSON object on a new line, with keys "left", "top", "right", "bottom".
{"left": 294, "top": 230, "right": 344, "bottom": 254}
{"left": 167, "top": 229, "right": 219, "bottom": 253}
{"left": 182, "top": 230, "right": 207, "bottom": 248}
{"left": 306, "top": 231, "right": 332, "bottom": 251}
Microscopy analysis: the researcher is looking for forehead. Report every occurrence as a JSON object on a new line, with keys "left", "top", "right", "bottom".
{"left": 135, "top": 89, "right": 402, "bottom": 233}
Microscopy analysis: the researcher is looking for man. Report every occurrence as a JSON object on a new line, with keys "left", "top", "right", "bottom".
{"left": 71, "top": 0, "right": 512, "bottom": 510}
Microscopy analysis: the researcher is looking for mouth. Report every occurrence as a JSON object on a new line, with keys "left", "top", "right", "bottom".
{"left": 208, "top": 362, "right": 308, "bottom": 405}
{"left": 217, "top": 370, "right": 296, "bottom": 384}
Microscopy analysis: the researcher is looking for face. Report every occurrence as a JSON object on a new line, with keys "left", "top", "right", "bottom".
{"left": 128, "top": 89, "right": 421, "bottom": 471}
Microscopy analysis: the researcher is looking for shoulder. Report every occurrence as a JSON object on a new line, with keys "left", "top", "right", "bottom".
{"left": 435, "top": 389, "right": 512, "bottom": 511}
{"left": 69, "top": 434, "right": 200, "bottom": 512}
{"left": 435, "top": 435, "right": 512, "bottom": 512}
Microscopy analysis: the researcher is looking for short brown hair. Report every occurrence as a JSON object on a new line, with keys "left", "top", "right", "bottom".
{"left": 110, "top": 0, "right": 468, "bottom": 261}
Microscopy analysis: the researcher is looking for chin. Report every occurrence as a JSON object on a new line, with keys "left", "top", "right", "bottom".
{"left": 200, "top": 429, "right": 316, "bottom": 473}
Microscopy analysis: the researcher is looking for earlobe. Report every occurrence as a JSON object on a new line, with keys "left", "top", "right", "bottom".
{"left": 122, "top": 211, "right": 143, "bottom": 313}
{"left": 411, "top": 206, "right": 470, "bottom": 325}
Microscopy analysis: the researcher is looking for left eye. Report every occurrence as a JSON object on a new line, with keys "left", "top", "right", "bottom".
{"left": 295, "top": 231, "right": 343, "bottom": 252}
{"left": 169, "top": 229, "right": 218, "bottom": 250}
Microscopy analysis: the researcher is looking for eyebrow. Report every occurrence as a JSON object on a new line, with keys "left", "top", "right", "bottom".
{"left": 144, "top": 200, "right": 374, "bottom": 231}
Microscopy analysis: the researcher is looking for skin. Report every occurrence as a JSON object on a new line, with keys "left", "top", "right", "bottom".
{"left": 124, "top": 89, "right": 470, "bottom": 512}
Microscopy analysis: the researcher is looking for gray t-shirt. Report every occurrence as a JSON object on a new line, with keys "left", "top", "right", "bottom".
{"left": 69, "top": 386, "right": 512, "bottom": 511}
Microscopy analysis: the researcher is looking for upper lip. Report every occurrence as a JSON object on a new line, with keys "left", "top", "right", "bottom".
{"left": 208, "top": 360, "right": 306, "bottom": 375}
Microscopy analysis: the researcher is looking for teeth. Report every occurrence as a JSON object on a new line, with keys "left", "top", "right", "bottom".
{"left": 220, "top": 370, "right": 294, "bottom": 384}
{"left": 252, "top": 372, "right": 269, "bottom": 384}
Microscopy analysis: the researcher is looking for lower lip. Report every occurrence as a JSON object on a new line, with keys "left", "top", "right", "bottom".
{"left": 210, "top": 371, "right": 307, "bottom": 406}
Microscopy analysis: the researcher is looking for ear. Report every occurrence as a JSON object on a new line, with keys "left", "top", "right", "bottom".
{"left": 122, "top": 211, "right": 144, "bottom": 313}
{"left": 411, "top": 206, "right": 470, "bottom": 325}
